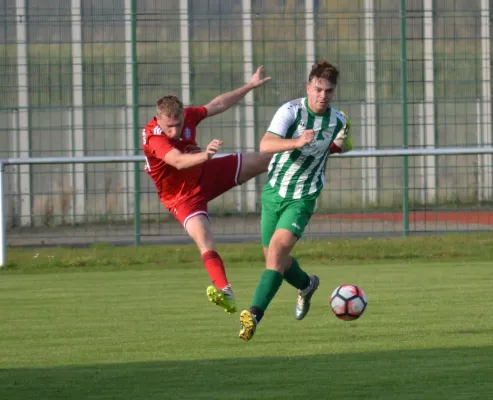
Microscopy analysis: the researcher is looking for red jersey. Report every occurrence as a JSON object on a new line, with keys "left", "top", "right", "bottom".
{"left": 142, "top": 106, "right": 208, "bottom": 207}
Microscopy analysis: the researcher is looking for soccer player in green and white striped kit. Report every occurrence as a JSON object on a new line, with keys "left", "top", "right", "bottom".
{"left": 239, "top": 59, "right": 353, "bottom": 341}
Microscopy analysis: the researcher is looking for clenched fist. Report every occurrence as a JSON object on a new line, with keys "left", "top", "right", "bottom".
{"left": 295, "top": 129, "right": 315, "bottom": 148}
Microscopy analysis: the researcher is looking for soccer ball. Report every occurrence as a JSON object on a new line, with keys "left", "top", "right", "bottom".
{"left": 330, "top": 284, "right": 368, "bottom": 321}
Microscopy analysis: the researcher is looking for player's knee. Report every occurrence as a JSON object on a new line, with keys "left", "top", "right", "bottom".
{"left": 185, "top": 215, "right": 215, "bottom": 250}
{"left": 266, "top": 231, "right": 296, "bottom": 271}
{"left": 266, "top": 252, "right": 283, "bottom": 272}
{"left": 266, "top": 249, "right": 291, "bottom": 272}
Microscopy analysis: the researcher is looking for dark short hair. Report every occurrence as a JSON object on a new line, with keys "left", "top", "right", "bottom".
{"left": 308, "top": 59, "right": 339, "bottom": 85}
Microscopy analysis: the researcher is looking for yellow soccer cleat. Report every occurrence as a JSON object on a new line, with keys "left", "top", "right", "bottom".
{"left": 238, "top": 309, "right": 257, "bottom": 341}
{"left": 206, "top": 285, "right": 237, "bottom": 314}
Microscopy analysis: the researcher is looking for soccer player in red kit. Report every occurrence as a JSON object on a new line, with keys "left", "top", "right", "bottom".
{"left": 142, "top": 66, "right": 272, "bottom": 314}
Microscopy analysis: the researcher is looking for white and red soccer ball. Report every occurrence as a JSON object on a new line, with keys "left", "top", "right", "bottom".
{"left": 330, "top": 284, "right": 368, "bottom": 321}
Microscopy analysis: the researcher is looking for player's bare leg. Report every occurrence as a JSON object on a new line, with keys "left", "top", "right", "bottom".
{"left": 239, "top": 229, "right": 293, "bottom": 340}
{"left": 266, "top": 229, "right": 319, "bottom": 321}
{"left": 240, "top": 229, "right": 318, "bottom": 341}
{"left": 185, "top": 214, "right": 237, "bottom": 314}
{"left": 237, "top": 153, "right": 272, "bottom": 184}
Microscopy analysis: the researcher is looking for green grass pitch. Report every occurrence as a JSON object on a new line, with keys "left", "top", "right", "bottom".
{"left": 1, "top": 234, "right": 492, "bottom": 399}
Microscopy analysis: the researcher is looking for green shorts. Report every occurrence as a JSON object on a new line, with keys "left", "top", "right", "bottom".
{"left": 261, "top": 187, "right": 316, "bottom": 248}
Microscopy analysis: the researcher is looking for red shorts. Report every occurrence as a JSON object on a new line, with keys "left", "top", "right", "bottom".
{"left": 164, "top": 153, "right": 242, "bottom": 227}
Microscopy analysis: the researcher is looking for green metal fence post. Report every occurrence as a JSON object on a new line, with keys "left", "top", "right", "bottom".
{"left": 400, "top": 0, "right": 409, "bottom": 236}
{"left": 131, "top": 0, "right": 141, "bottom": 245}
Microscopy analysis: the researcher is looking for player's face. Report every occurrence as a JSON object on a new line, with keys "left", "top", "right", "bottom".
{"left": 306, "top": 78, "right": 336, "bottom": 113}
{"left": 156, "top": 113, "right": 184, "bottom": 140}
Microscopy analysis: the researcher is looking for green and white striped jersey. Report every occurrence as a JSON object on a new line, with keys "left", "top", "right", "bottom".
{"left": 264, "top": 97, "right": 347, "bottom": 200}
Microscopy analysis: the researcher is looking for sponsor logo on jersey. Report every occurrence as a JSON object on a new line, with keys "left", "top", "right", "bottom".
{"left": 184, "top": 127, "right": 192, "bottom": 140}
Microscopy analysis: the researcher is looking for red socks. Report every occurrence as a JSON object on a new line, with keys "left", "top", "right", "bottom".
{"left": 202, "top": 251, "right": 229, "bottom": 290}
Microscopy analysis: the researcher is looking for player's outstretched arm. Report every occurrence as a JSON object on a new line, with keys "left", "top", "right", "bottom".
{"left": 203, "top": 66, "right": 271, "bottom": 118}
{"left": 164, "top": 139, "right": 223, "bottom": 170}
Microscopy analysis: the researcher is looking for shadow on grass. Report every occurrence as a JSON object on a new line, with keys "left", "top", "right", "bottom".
{"left": 1, "top": 346, "right": 492, "bottom": 400}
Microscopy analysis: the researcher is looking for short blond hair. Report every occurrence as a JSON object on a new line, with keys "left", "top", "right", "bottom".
{"left": 156, "top": 95, "right": 183, "bottom": 118}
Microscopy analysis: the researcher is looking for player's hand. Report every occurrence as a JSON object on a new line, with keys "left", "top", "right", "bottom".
{"left": 341, "top": 111, "right": 352, "bottom": 135}
{"left": 248, "top": 66, "right": 272, "bottom": 88}
{"left": 205, "top": 139, "right": 223, "bottom": 159}
{"left": 295, "top": 129, "right": 315, "bottom": 148}
{"left": 330, "top": 111, "right": 353, "bottom": 154}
